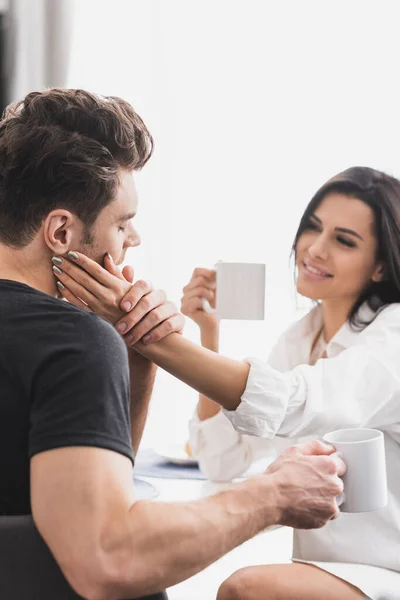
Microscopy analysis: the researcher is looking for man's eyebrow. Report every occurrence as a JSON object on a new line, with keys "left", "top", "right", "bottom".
{"left": 310, "top": 213, "right": 364, "bottom": 241}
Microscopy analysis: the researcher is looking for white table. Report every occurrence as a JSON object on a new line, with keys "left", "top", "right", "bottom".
{"left": 139, "top": 474, "right": 293, "bottom": 600}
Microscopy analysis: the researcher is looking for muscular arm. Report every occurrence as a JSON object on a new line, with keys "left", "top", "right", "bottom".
{"left": 127, "top": 349, "right": 157, "bottom": 454}
{"left": 31, "top": 441, "right": 343, "bottom": 599}
{"left": 135, "top": 333, "right": 249, "bottom": 412}
{"left": 31, "top": 446, "right": 279, "bottom": 599}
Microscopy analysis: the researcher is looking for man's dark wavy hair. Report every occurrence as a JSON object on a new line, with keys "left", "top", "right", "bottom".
{"left": 0, "top": 88, "right": 153, "bottom": 247}
{"left": 292, "top": 166, "right": 400, "bottom": 329}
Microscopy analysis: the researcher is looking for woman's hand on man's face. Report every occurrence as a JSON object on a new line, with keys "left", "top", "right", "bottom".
{"left": 51, "top": 251, "right": 185, "bottom": 346}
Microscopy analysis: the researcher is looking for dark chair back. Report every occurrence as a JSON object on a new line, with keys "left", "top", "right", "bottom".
{"left": 0, "top": 515, "right": 168, "bottom": 600}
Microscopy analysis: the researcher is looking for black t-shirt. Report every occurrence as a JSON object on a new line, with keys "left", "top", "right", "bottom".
{"left": 0, "top": 280, "right": 133, "bottom": 515}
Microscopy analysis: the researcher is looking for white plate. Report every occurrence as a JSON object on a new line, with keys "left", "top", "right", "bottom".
{"left": 132, "top": 476, "right": 159, "bottom": 499}
{"left": 154, "top": 443, "right": 198, "bottom": 466}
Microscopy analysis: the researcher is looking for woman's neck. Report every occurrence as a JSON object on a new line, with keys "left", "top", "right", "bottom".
{"left": 321, "top": 298, "right": 354, "bottom": 342}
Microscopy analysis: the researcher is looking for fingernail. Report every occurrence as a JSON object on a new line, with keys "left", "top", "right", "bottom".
{"left": 143, "top": 334, "right": 151, "bottom": 344}
{"left": 52, "top": 256, "right": 63, "bottom": 265}
{"left": 52, "top": 265, "right": 63, "bottom": 275}
{"left": 68, "top": 251, "right": 79, "bottom": 260}
{"left": 104, "top": 252, "right": 113, "bottom": 263}
{"left": 126, "top": 335, "right": 135, "bottom": 346}
{"left": 57, "top": 281, "right": 65, "bottom": 290}
{"left": 116, "top": 323, "right": 127, "bottom": 333}
{"left": 122, "top": 301, "right": 132, "bottom": 311}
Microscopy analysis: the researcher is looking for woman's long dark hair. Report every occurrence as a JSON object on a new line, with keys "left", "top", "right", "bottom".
{"left": 292, "top": 166, "right": 400, "bottom": 329}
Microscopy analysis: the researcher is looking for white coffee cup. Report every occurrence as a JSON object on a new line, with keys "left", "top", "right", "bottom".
{"left": 323, "top": 428, "right": 388, "bottom": 513}
{"left": 201, "top": 261, "right": 266, "bottom": 320}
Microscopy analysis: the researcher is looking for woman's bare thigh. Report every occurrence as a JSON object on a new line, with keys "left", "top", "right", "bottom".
{"left": 217, "top": 562, "right": 367, "bottom": 600}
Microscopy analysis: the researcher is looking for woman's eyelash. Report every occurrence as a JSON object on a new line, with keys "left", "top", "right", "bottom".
{"left": 305, "top": 220, "right": 319, "bottom": 230}
{"left": 305, "top": 221, "right": 356, "bottom": 248}
{"left": 337, "top": 236, "right": 356, "bottom": 248}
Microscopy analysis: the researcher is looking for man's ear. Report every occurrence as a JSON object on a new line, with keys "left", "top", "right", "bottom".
{"left": 43, "top": 210, "right": 80, "bottom": 254}
{"left": 372, "top": 262, "right": 386, "bottom": 283}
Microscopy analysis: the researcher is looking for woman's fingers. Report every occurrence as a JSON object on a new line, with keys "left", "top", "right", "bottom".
{"left": 56, "top": 282, "right": 92, "bottom": 312}
{"left": 52, "top": 267, "right": 100, "bottom": 309}
{"left": 141, "top": 313, "right": 185, "bottom": 345}
{"left": 118, "top": 279, "right": 153, "bottom": 314}
{"left": 122, "top": 264, "right": 135, "bottom": 284}
{"left": 52, "top": 255, "right": 112, "bottom": 300}
{"left": 102, "top": 253, "right": 127, "bottom": 281}
{"left": 183, "top": 273, "right": 217, "bottom": 293}
{"left": 182, "top": 286, "right": 215, "bottom": 303}
{"left": 125, "top": 301, "right": 183, "bottom": 346}
{"left": 181, "top": 296, "right": 206, "bottom": 316}
{"left": 193, "top": 267, "right": 217, "bottom": 280}
{"left": 67, "top": 251, "right": 122, "bottom": 286}
{"left": 115, "top": 288, "right": 165, "bottom": 334}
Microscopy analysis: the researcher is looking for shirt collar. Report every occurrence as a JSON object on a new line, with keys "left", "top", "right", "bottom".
{"left": 287, "top": 302, "right": 375, "bottom": 351}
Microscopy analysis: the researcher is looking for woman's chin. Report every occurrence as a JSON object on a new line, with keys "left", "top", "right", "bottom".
{"left": 296, "top": 281, "right": 322, "bottom": 301}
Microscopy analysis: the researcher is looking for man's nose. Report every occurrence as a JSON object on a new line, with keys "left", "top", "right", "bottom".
{"left": 125, "top": 223, "right": 141, "bottom": 248}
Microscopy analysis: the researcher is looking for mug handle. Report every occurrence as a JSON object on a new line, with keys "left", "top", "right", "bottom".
{"left": 201, "top": 297, "right": 216, "bottom": 314}
{"left": 336, "top": 492, "right": 346, "bottom": 507}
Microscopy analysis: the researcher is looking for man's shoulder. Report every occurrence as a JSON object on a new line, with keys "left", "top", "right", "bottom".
{"left": 0, "top": 281, "right": 125, "bottom": 359}
{"left": 55, "top": 300, "right": 119, "bottom": 336}
{"left": 47, "top": 303, "right": 126, "bottom": 359}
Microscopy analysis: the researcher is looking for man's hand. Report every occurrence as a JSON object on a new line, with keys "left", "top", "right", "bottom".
{"left": 267, "top": 440, "right": 345, "bottom": 529}
{"left": 51, "top": 252, "right": 184, "bottom": 346}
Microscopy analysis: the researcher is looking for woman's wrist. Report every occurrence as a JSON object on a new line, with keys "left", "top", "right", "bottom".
{"left": 200, "top": 324, "right": 220, "bottom": 352}
{"left": 197, "top": 396, "right": 221, "bottom": 420}
{"left": 197, "top": 324, "right": 221, "bottom": 420}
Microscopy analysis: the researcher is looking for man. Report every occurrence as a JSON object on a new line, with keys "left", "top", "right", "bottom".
{"left": 0, "top": 88, "right": 344, "bottom": 599}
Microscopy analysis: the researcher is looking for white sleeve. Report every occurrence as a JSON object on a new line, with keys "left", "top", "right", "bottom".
{"left": 222, "top": 342, "right": 400, "bottom": 439}
{"left": 187, "top": 332, "right": 290, "bottom": 482}
{"left": 188, "top": 409, "right": 275, "bottom": 482}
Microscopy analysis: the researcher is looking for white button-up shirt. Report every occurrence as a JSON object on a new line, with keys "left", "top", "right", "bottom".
{"left": 189, "top": 303, "right": 400, "bottom": 583}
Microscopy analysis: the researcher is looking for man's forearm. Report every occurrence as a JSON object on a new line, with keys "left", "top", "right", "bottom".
{"left": 128, "top": 349, "right": 157, "bottom": 454}
{"left": 135, "top": 334, "right": 249, "bottom": 411}
{"left": 111, "top": 475, "right": 279, "bottom": 597}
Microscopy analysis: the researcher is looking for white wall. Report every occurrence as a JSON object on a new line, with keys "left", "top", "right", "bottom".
{"left": 67, "top": 0, "right": 400, "bottom": 447}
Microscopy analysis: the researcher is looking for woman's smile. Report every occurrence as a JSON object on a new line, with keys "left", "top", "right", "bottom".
{"left": 300, "top": 258, "right": 333, "bottom": 281}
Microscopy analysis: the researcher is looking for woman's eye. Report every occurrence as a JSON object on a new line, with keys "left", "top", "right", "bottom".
{"left": 337, "top": 236, "right": 356, "bottom": 248}
{"left": 118, "top": 226, "right": 127, "bottom": 232}
{"left": 305, "top": 220, "right": 319, "bottom": 231}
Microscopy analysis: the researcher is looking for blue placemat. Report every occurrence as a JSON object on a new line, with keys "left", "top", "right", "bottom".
{"left": 134, "top": 448, "right": 206, "bottom": 480}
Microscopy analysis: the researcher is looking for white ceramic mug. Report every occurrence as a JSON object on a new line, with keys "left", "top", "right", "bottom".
{"left": 323, "top": 428, "right": 388, "bottom": 513}
{"left": 201, "top": 261, "right": 266, "bottom": 320}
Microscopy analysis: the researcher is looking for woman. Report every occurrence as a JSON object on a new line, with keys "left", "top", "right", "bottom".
{"left": 54, "top": 166, "right": 400, "bottom": 600}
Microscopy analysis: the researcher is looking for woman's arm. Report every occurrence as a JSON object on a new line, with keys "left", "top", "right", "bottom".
{"left": 196, "top": 325, "right": 222, "bottom": 420}
{"left": 180, "top": 268, "right": 265, "bottom": 480}
{"left": 137, "top": 316, "right": 400, "bottom": 441}
{"left": 135, "top": 333, "right": 250, "bottom": 411}
{"left": 180, "top": 267, "right": 222, "bottom": 421}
